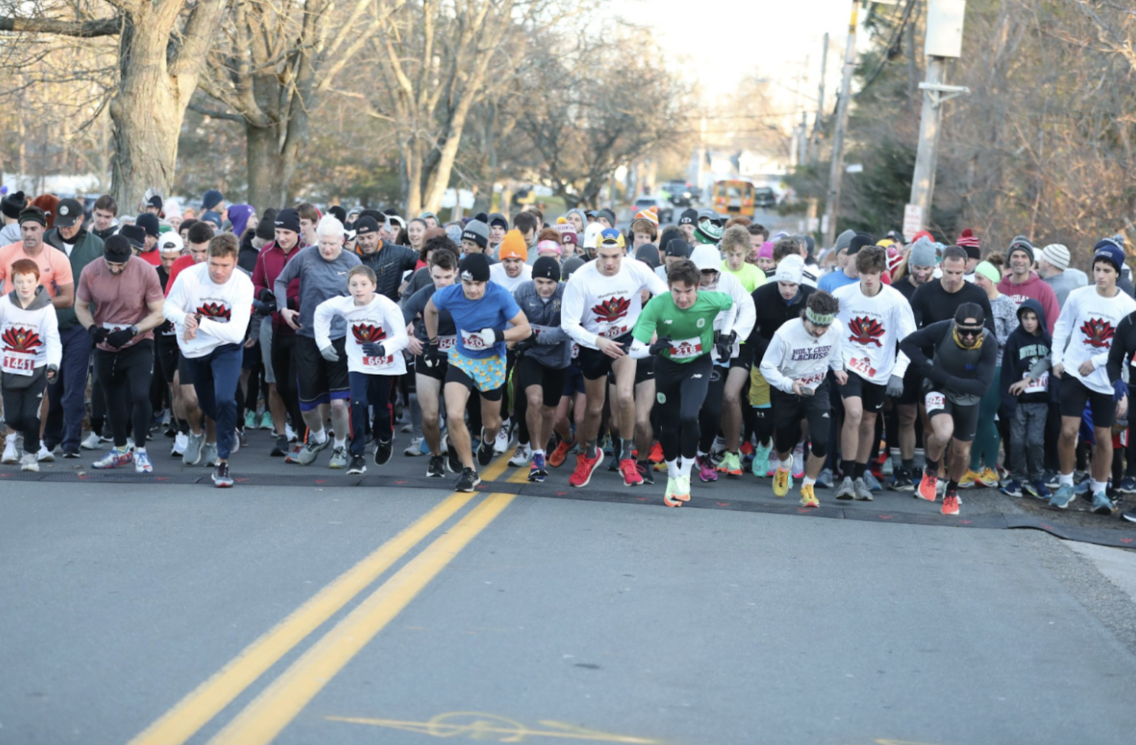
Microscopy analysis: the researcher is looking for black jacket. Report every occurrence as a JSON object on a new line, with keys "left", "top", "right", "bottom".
{"left": 899, "top": 319, "right": 997, "bottom": 406}
{"left": 358, "top": 241, "right": 419, "bottom": 302}
{"left": 1001, "top": 298, "right": 1053, "bottom": 412}
{"left": 746, "top": 281, "right": 814, "bottom": 361}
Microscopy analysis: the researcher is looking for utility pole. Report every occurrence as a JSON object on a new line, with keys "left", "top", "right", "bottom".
{"left": 810, "top": 32, "right": 829, "bottom": 167}
{"left": 906, "top": 0, "right": 969, "bottom": 238}
{"left": 823, "top": 1, "right": 858, "bottom": 249}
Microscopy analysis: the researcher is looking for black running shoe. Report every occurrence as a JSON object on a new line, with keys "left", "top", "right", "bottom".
{"left": 427, "top": 454, "right": 445, "bottom": 478}
{"left": 444, "top": 434, "right": 461, "bottom": 473}
{"left": 212, "top": 461, "right": 234, "bottom": 488}
{"left": 476, "top": 430, "right": 494, "bottom": 467}
{"left": 270, "top": 434, "right": 288, "bottom": 457}
{"left": 889, "top": 467, "right": 914, "bottom": 491}
{"left": 456, "top": 467, "right": 480, "bottom": 493}
{"left": 374, "top": 438, "right": 393, "bottom": 466}
{"left": 636, "top": 461, "right": 654, "bottom": 485}
{"left": 347, "top": 454, "right": 367, "bottom": 474}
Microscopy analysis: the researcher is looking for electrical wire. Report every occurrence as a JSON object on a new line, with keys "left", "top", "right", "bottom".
{"left": 855, "top": 0, "right": 919, "bottom": 98}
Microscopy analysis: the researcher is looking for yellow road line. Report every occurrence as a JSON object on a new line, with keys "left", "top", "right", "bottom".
{"left": 480, "top": 453, "right": 513, "bottom": 482}
{"left": 507, "top": 465, "right": 530, "bottom": 483}
{"left": 125, "top": 491, "right": 476, "bottom": 745}
{"left": 205, "top": 493, "right": 516, "bottom": 745}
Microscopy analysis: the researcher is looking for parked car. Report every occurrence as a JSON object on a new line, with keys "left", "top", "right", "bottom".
{"left": 753, "top": 186, "right": 777, "bottom": 209}
{"left": 632, "top": 196, "right": 673, "bottom": 224}
{"left": 662, "top": 180, "right": 699, "bottom": 207}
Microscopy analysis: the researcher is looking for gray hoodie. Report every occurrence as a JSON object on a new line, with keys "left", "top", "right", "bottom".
{"left": 274, "top": 246, "right": 361, "bottom": 339}
{"left": 513, "top": 280, "right": 571, "bottom": 369}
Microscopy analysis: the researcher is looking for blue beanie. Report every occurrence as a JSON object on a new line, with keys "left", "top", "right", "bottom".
{"left": 1092, "top": 239, "right": 1126, "bottom": 274}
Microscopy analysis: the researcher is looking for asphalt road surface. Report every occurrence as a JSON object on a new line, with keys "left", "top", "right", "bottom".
{"left": 4, "top": 427, "right": 1136, "bottom": 745}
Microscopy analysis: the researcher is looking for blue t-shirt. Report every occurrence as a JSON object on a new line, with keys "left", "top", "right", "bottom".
{"left": 818, "top": 269, "right": 857, "bottom": 294}
{"left": 431, "top": 281, "right": 520, "bottom": 359}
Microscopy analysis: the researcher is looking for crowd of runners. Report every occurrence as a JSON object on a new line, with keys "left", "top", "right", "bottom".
{"left": 1, "top": 187, "right": 1135, "bottom": 522}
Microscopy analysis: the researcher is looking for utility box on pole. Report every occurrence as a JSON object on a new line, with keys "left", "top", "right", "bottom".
{"left": 907, "top": 0, "right": 968, "bottom": 237}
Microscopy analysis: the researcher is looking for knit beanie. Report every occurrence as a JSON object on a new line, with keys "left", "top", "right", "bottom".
{"left": 461, "top": 220, "right": 489, "bottom": 249}
{"left": 1040, "top": 243, "right": 1070, "bottom": 272}
{"left": 1092, "top": 239, "right": 1125, "bottom": 274}
{"left": 908, "top": 236, "right": 937, "bottom": 267}
{"left": 773, "top": 255, "right": 804, "bottom": 285}
{"left": 847, "top": 232, "right": 874, "bottom": 256}
{"left": 758, "top": 241, "right": 774, "bottom": 260}
{"left": 634, "top": 244, "right": 660, "bottom": 269}
{"left": 834, "top": 229, "right": 855, "bottom": 253}
{"left": 1007, "top": 235, "right": 1034, "bottom": 263}
{"left": 533, "top": 256, "right": 561, "bottom": 282}
{"left": 499, "top": 229, "right": 529, "bottom": 261}
{"left": 1, "top": 190, "right": 26, "bottom": 219}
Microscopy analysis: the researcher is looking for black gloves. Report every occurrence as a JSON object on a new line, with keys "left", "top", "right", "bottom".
{"left": 258, "top": 288, "right": 276, "bottom": 306}
{"left": 648, "top": 336, "right": 672, "bottom": 356}
{"left": 424, "top": 340, "right": 446, "bottom": 368}
{"left": 106, "top": 326, "right": 137, "bottom": 349}
{"left": 87, "top": 325, "right": 108, "bottom": 344}
{"left": 514, "top": 334, "right": 537, "bottom": 355}
{"left": 713, "top": 331, "right": 736, "bottom": 360}
{"left": 361, "top": 342, "right": 386, "bottom": 358}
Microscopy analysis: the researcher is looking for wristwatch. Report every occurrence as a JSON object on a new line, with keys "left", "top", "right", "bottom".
{"left": 129, "top": 325, "right": 139, "bottom": 336}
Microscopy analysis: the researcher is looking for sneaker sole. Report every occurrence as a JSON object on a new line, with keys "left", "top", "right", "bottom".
{"left": 348, "top": 467, "right": 367, "bottom": 475}
{"left": 855, "top": 493, "right": 874, "bottom": 501}
{"left": 456, "top": 476, "right": 481, "bottom": 493}
{"left": 1092, "top": 504, "right": 1115, "bottom": 516}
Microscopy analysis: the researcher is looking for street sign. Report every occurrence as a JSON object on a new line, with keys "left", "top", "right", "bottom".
{"left": 903, "top": 204, "right": 924, "bottom": 242}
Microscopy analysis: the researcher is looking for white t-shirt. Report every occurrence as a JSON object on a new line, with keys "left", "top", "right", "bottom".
{"left": 833, "top": 282, "right": 917, "bottom": 383}
{"left": 163, "top": 262, "right": 254, "bottom": 359}
{"left": 489, "top": 262, "right": 532, "bottom": 293}
{"left": 562, "top": 257, "right": 669, "bottom": 350}
{"left": 760, "top": 317, "right": 845, "bottom": 394}
{"left": 313, "top": 294, "right": 409, "bottom": 375}
{"left": 1052, "top": 284, "right": 1136, "bottom": 394}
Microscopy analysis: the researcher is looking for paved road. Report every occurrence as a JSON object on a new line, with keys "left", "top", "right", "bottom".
{"left": 3, "top": 428, "right": 1136, "bottom": 745}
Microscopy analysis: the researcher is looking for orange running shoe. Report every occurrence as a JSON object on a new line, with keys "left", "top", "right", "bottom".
{"left": 619, "top": 457, "right": 644, "bottom": 486}
{"left": 648, "top": 442, "right": 664, "bottom": 463}
{"left": 569, "top": 448, "right": 603, "bottom": 488}
{"left": 549, "top": 439, "right": 574, "bottom": 468}
{"left": 941, "top": 490, "right": 960, "bottom": 515}
{"left": 917, "top": 469, "right": 938, "bottom": 502}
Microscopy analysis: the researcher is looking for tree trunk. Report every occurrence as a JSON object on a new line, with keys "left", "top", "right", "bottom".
{"left": 246, "top": 123, "right": 289, "bottom": 210}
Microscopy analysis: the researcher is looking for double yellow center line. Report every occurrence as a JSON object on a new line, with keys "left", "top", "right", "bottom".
{"left": 127, "top": 457, "right": 518, "bottom": 745}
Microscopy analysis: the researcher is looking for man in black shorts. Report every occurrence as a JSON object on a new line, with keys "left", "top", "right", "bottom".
{"left": 899, "top": 303, "right": 997, "bottom": 516}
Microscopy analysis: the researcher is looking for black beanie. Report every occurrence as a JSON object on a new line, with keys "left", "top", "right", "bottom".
{"left": 847, "top": 231, "right": 874, "bottom": 256}
{"left": 533, "top": 256, "right": 561, "bottom": 282}
{"left": 256, "top": 209, "right": 277, "bottom": 240}
{"left": 1, "top": 190, "right": 27, "bottom": 220}
{"left": 634, "top": 244, "right": 660, "bottom": 269}
{"left": 664, "top": 238, "right": 691, "bottom": 258}
{"left": 459, "top": 253, "right": 491, "bottom": 283}
{"left": 329, "top": 205, "right": 347, "bottom": 224}
{"left": 274, "top": 208, "right": 301, "bottom": 234}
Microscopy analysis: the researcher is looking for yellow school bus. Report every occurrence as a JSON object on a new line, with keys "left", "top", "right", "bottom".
{"left": 713, "top": 179, "right": 755, "bottom": 217}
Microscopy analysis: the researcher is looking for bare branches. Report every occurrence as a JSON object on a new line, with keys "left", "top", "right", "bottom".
{"left": 0, "top": 14, "right": 121, "bottom": 37}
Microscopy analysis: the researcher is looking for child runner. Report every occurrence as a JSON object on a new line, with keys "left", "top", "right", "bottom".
{"left": 1001, "top": 299, "right": 1053, "bottom": 499}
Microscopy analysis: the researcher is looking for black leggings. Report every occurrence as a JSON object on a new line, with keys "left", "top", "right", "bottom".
{"left": 2, "top": 374, "right": 47, "bottom": 452}
{"left": 771, "top": 384, "right": 831, "bottom": 459}
{"left": 94, "top": 341, "right": 154, "bottom": 448}
{"left": 655, "top": 355, "right": 712, "bottom": 462}
{"left": 697, "top": 364, "right": 728, "bottom": 452}
{"left": 272, "top": 333, "right": 305, "bottom": 434}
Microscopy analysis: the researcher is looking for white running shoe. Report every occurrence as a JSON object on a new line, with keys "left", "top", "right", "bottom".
{"left": 2, "top": 438, "right": 19, "bottom": 464}
{"left": 37, "top": 444, "right": 55, "bottom": 463}
{"left": 80, "top": 431, "right": 102, "bottom": 450}
{"left": 171, "top": 432, "right": 188, "bottom": 456}
{"left": 509, "top": 443, "right": 532, "bottom": 467}
{"left": 19, "top": 452, "right": 38, "bottom": 472}
{"left": 494, "top": 420, "right": 512, "bottom": 455}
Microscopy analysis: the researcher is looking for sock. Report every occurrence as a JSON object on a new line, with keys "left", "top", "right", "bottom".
{"left": 334, "top": 437, "right": 346, "bottom": 449}
{"left": 666, "top": 459, "right": 678, "bottom": 478}
{"left": 803, "top": 476, "right": 816, "bottom": 487}
{"left": 312, "top": 428, "right": 327, "bottom": 444}
{"left": 532, "top": 448, "right": 545, "bottom": 458}
{"left": 902, "top": 458, "right": 914, "bottom": 472}
{"left": 1091, "top": 479, "right": 1108, "bottom": 495}
{"left": 780, "top": 456, "right": 793, "bottom": 471}
{"left": 1059, "top": 472, "right": 1074, "bottom": 486}
{"left": 136, "top": 446, "right": 146, "bottom": 453}
{"left": 841, "top": 459, "right": 855, "bottom": 478}
{"left": 679, "top": 456, "right": 695, "bottom": 479}
{"left": 620, "top": 438, "right": 634, "bottom": 460}
{"left": 853, "top": 462, "right": 867, "bottom": 479}
{"left": 947, "top": 480, "right": 959, "bottom": 492}
{"left": 585, "top": 439, "right": 597, "bottom": 459}
{"left": 926, "top": 463, "right": 938, "bottom": 479}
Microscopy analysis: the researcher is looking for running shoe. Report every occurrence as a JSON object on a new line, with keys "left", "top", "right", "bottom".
{"left": 509, "top": 443, "right": 532, "bottom": 467}
{"left": 171, "top": 432, "right": 188, "bottom": 457}
{"left": 444, "top": 434, "right": 461, "bottom": 473}
{"left": 1026, "top": 479, "right": 1050, "bottom": 500}
{"left": 549, "top": 438, "right": 574, "bottom": 468}
{"left": 720, "top": 452, "right": 743, "bottom": 478}
{"left": 600, "top": 434, "right": 615, "bottom": 456}
{"left": 754, "top": 443, "right": 772, "bottom": 478}
{"left": 636, "top": 461, "right": 654, "bottom": 485}
{"left": 329, "top": 446, "right": 349, "bottom": 469}
{"left": 270, "top": 434, "right": 288, "bottom": 457}
{"left": 259, "top": 411, "right": 274, "bottom": 430}
{"left": 800, "top": 483, "right": 819, "bottom": 509}
{"left": 347, "top": 454, "right": 367, "bottom": 474}
{"left": 403, "top": 436, "right": 426, "bottom": 457}
{"left": 1049, "top": 484, "right": 1075, "bottom": 510}
{"left": 815, "top": 468, "right": 833, "bottom": 489}
{"left": 569, "top": 449, "right": 603, "bottom": 488}
{"left": 863, "top": 471, "right": 882, "bottom": 492}
{"left": 1123, "top": 508, "right": 1136, "bottom": 524}
{"left": 834, "top": 476, "right": 855, "bottom": 501}
{"left": 1, "top": 438, "right": 19, "bottom": 464}
{"left": 917, "top": 469, "right": 938, "bottom": 502}
{"left": 80, "top": 431, "right": 102, "bottom": 450}
{"left": 244, "top": 411, "right": 257, "bottom": 430}
{"left": 212, "top": 461, "right": 234, "bottom": 488}
{"left": 374, "top": 439, "right": 393, "bottom": 466}
{"left": 663, "top": 477, "right": 682, "bottom": 507}
{"left": 200, "top": 442, "right": 219, "bottom": 468}
{"left": 19, "top": 452, "right": 38, "bottom": 472}
{"left": 941, "top": 489, "right": 960, "bottom": 516}
{"left": 456, "top": 467, "right": 480, "bottom": 492}
{"left": 673, "top": 475, "right": 691, "bottom": 502}
{"left": 1000, "top": 479, "right": 1024, "bottom": 498}
{"left": 958, "top": 469, "right": 980, "bottom": 489}
{"left": 36, "top": 444, "right": 55, "bottom": 463}
{"left": 93, "top": 447, "right": 133, "bottom": 469}
{"left": 772, "top": 464, "right": 791, "bottom": 498}
{"left": 977, "top": 467, "right": 1000, "bottom": 488}
{"left": 427, "top": 454, "right": 445, "bottom": 478}
{"left": 62, "top": 447, "right": 80, "bottom": 459}
{"left": 134, "top": 450, "right": 153, "bottom": 474}
{"left": 889, "top": 467, "right": 914, "bottom": 492}
{"left": 1091, "top": 491, "right": 1115, "bottom": 516}
{"left": 740, "top": 441, "right": 754, "bottom": 459}
{"left": 476, "top": 429, "right": 495, "bottom": 467}
{"left": 791, "top": 443, "right": 805, "bottom": 479}
{"left": 1043, "top": 470, "right": 1060, "bottom": 489}
{"left": 297, "top": 435, "right": 331, "bottom": 466}
{"left": 1119, "top": 476, "right": 1136, "bottom": 494}
{"left": 853, "top": 477, "right": 874, "bottom": 501}
{"left": 182, "top": 432, "right": 204, "bottom": 465}
{"left": 494, "top": 421, "right": 511, "bottom": 454}
{"left": 620, "top": 457, "right": 644, "bottom": 486}
{"left": 648, "top": 442, "right": 664, "bottom": 464}
{"left": 696, "top": 455, "right": 718, "bottom": 483}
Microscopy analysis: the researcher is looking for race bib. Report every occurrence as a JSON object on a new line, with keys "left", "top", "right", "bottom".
{"left": 1, "top": 350, "right": 34, "bottom": 376}
{"left": 437, "top": 335, "right": 456, "bottom": 351}
{"left": 798, "top": 371, "right": 825, "bottom": 389}
{"left": 598, "top": 323, "right": 629, "bottom": 339}
{"left": 848, "top": 356, "right": 874, "bottom": 377}
{"left": 102, "top": 322, "right": 130, "bottom": 331}
{"left": 668, "top": 336, "right": 703, "bottom": 360}
{"left": 1023, "top": 371, "right": 1048, "bottom": 394}
{"left": 925, "top": 391, "right": 946, "bottom": 412}
{"left": 460, "top": 329, "right": 491, "bottom": 351}
{"left": 363, "top": 354, "right": 395, "bottom": 369}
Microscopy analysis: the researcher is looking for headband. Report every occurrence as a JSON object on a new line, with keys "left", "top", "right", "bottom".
{"left": 806, "top": 308, "right": 835, "bottom": 326}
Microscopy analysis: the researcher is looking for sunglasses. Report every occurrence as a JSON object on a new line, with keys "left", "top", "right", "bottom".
{"left": 956, "top": 326, "right": 983, "bottom": 338}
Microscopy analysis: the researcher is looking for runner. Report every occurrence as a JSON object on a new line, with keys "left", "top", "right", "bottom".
{"left": 489, "top": 230, "right": 532, "bottom": 291}
{"left": 511, "top": 257, "right": 572, "bottom": 482}
{"left": 273, "top": 215, "right": 361, "bottom": 468}
{"left": 899, "top": 303, "right": 998, "bottom": 516}
{"left": 423, "top": 253, "right": 532, "bottom": 492}
{"left": 402, "top": 249, "right": 459, "bottom": 477}
{"left": 629, "top": 259, "right": 737, "bottom": 506}
{"left": 561, "top": 228, "right": 668, "bottom": 487}
{"left": 75, "top": 235, "right": 166, "bottom": 472}
{"left": 759, "top": 291, "right": 846, "bottom": 508}
{"left": 164, "top": 233, "right": 255, "bottom": 487}
{"left": 313, "top": 265, "right": 410, "bottom": 475}
{"left": 353, "top": 215, "right": 420, "bottom": 302}
{"left": 1049, "top": 241, "right": 1136, "bottom": 513}
{"left": 831, "top": 246, "right": 916, "bottom": 500}
{"left": 0, "top": 259, "right": 61, "bottom": 472}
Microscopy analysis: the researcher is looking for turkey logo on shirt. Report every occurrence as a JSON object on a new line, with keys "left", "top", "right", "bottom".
{"left": 352, "top": 323, "right": 387, "bottom": 344}
{"left": 1080, "top": 318, "right": 1115, "bottom": 348}
{"left": 197, "top": 301, "right": 232, "bottom": 320}
{"left": 847, "top": 316, "right": 885, "bottom": 347}
{"left": 591, "top": 296, "right": 631, "bottom": 323}
{"left": 2, "top": 326, "right": 41, "bottom": 353}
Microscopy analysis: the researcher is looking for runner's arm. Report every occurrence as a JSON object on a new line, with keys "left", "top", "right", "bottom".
{"left": 897, "top": 323, "right": 937, "bottom": 376}
{"left": 163, "top": 272, "right": 191, "bottom": 326}
{"left": 891, "top": 297, "right": 918, "bottom": 377}
{"left": 312, "top": 296, "right": 338, "bottom": 352}
{"left": 51, "top": 282, "right": 74, "bottom": 311}
{"left": 43, "top": 303, "right": 61, "bottom": 369}
{"left": 1050, "top": 294, "right": 1074, "bottom": 370}
{"left": 758, "top": 334, "right": 794, "bottom": 393}
{"left": 560, "top": 279, "right": 597, "bottom": 348}
{"left": 200, "top": 280, "right": 253, "bottom": 346}
{"left": 382, "top": 299, "right": 411, "bottom": 356}
{"left": 1107, "top": 314, "right": 1136, "bottom": 382}
{"left": 502, "top": 310, "right": 531, "bottom": 343}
